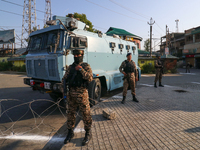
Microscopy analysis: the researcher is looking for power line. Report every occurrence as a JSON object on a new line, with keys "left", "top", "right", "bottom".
{"left": 0, "top": 9, "right": 43, "bottom": 21}
{"left": 85, "top": 0, "right": 146, "bottom": 22}
{"left": 93, "top": 26, "right": 107, "bottom": 31}
{"left": 109, "top": 0, "right": 150, "bottom": 19}
{"left": 0, "top": 26, "right": 21, "bottom": 28}
{"left": 1, "top": 0, "right": 54, "bottom": 15}
{"left": 155, "top": 22, "right": 165, "bottom": 33}
{"left": 153, "top": 26, "right": 163, "bottom": 36}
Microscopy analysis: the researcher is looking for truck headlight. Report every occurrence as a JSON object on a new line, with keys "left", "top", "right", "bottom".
{"left": 53, "top": 84, "right": 57, "bottom": 91}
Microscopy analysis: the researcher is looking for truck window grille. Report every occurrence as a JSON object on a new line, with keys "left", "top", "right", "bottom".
{"left": 34, "top": 60, "right": 47, "bottom": 78}
{"left": 27, "top": 60, "right": 32, "bottom": 74}
{"left": 48, "top": 59, "right": 56, "bottom": 77}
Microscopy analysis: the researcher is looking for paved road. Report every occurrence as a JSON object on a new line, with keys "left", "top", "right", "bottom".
{"left": 0, "top": 69, "right": 200, "bottom": 150}
{"left": 64, "top": 69, "right": 200, "bottom": 150}
{"left": 0, "top": 73, "right": 68, "bottom": 150}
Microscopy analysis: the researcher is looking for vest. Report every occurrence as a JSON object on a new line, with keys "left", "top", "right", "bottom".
{"left": 124, "top": 60, "right": 135, "bottom": 73}
{"left": 67, "top": 63, "right": 88, "bottom": 88}
{"left": 155, "top": 59, "right": 162, "bottom": 68}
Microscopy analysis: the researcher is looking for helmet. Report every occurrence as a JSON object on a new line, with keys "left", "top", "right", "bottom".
{"left": 72, "top": 49, "right": 84, "bottom": 55}
{"left": 126, "top": 53, "right": 132, "bottom": 57}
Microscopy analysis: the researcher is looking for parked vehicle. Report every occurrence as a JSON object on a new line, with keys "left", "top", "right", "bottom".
{"left": 24, "top": 15, "right": 141, "bottom": 105}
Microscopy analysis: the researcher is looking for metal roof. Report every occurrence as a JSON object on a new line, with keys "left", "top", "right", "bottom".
{"left": 161, "top": 54, "right": 178, "bottom": 59}
{"left": 106, "top": 27, "right": 142, "bottom": 40}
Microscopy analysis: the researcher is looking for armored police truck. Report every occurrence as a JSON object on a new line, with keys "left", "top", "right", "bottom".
{"left": 24, "top": 15, "right": 141, "bottom": 104}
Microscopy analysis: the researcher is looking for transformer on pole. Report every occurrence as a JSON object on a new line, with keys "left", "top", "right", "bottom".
{"left": 44, "top": 0, "right": 52, "bottom": 25}
{"left": 21, "top": 0, "right": 37, "bottom": 48}
{"left": 148, "top": 17, "right": 155, "bottom": 57}
{"left": 175, "top": 19, "right": 179, "bottom": 33}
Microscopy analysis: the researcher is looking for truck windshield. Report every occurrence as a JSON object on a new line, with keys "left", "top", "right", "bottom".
{"left": 27, "top": 30, "right": 62, "bottom": 52}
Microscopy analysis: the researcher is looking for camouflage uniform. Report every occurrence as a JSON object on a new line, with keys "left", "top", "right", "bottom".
{"left": 119, "top": 60, "right": 138, "bottom": 96}
{"left": 154, "top": 59, "right": 163, "bottom": 83}
{"left": 186, "top": 62, "right": 190, "bottom": 73}
{"left": 62, "top": 62, "right": 93, "bottom": 130}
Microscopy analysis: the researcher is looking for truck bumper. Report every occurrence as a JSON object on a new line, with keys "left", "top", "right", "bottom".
{"left": 24, "top": 78, "right": 62, "bottom": 93}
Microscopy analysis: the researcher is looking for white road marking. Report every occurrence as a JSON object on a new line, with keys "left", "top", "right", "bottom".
{"left": 139, "top": 84, "right": 154, "bottom": 87}
{"left": 74, "top": 127, "right": 85, "bottom": 133}
{"left": 0, "top": 135, "right": 63, "bottom": 141}
{"left": 163, "top": 85, "right": 174, "bottom": 88}
{"left": 179, "top": 72, "right": 196, "bottom": 75}
{"left": 112, "top": 95, "right": 123, "bottom": 99}
{"left": 191, "top": 82, "right": 200, "bottom": 85}
{"left": 140, "top": 84, "right": 174, "bottom": 88}
{"left": 141, "top": 75, "right": 154, "bottom": 77}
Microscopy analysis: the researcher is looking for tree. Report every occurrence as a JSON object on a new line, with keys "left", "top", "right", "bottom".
{"left": 144, "top": 39, "right": 150, "bottom": 52}
{"left": 66, "top": 13, "right": 97, "bottom": 33}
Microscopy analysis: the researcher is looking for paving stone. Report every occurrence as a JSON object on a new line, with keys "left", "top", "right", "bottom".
{"left": 65, "top": 84, "right": 200, "bottom": 150}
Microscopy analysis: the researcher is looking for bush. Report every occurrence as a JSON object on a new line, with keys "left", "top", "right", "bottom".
{"left": 0, "top": 62, "right": 26, "bottom": 72}
{"left": 141, "top": 63, "right": 155, "bottom": 74}
{"left": 0, "top": 61, "right": 13, "bottom": 71}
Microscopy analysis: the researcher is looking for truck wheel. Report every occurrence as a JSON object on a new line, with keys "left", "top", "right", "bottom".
{"left": 49, "top": 93, "right": 66, "bottom": 109}
{"left": 88, "top": 78, "right": 101, "bottom": 106}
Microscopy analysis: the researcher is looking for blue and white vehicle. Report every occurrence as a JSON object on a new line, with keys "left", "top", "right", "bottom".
{"left": 24, "top": 15, "right": 141, "bottom": 103}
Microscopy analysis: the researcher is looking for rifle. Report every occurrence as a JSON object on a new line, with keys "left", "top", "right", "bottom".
{"left": 161, "top": 66, "right": 164, "bottom": 74}
{"left": 63, "top": 78, "right": 68, "bottom": 104}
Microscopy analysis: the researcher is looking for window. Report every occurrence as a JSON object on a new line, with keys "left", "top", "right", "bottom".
{"left": 137, "top": 43, "right": 139, "bottom": 48}
{"left": 126, "top": 45, "right": 130, "bottom": 50}
{"left": 28, "top": 35, "right": 42, "bottom": 50}
{"left": 196, "top": 34, "right": 200, "bottom": 39}
{"left": 109, "top": 42, "right": 116, "bottom": 48}
{"left": 141, "top": 61, "right": 144, "bottom": 64}
{"left": 70, "top": 36, "right": 87, "bottom": 49}
{"left": 118, "top": 44, "right": 124, "bottom": 49}
{"left": 27, "top": 30, "right": 62, "bottom": 51}
{"left": 132, "top": 46, "right": 136, "bottom": 54}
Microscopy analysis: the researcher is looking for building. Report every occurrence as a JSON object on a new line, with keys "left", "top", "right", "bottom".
{"left": 138, "top": 50, "right": 156, "bottom": 68}
{"left": 183, "top": 26, "right": 200, "bottom": 68}
{"left": 7, "top": 55, "right": 26, "bottom": 67}
{"left": 160, "top": 33, "right": 185, "bottom": 57}
{"left": 106, "top": 27, "right": 142, "bottom": 49}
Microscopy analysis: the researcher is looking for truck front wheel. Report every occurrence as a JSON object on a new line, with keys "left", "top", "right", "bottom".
{"left": 88, "top": 78, "right": 101, "bottom": 106}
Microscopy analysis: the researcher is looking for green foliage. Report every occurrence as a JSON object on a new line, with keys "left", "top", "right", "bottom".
{"left": 0, "top": 62, "right": 26, "bottom": 72}
{"left": 144, "top": 39, "right": 150, "bottom": 52}
{"left": 66, "top": 13, "right": 97, "bottom": 32}
{"left": 11, "top": 65, "right": 26, "bottom": 72}
{"left": 141, "top": 63, "right": 155, "bottom": 74}
{"left": 0, "top": 61, "right": 13, "bottom": 71}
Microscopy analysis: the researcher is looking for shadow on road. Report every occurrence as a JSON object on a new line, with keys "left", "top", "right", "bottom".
{"left": 0, "top": 87, "right": 66, "bottom": 124}
{"left": 0, "top": 140, "right": 22, "bottom": 150}
{"left": 185, "top": 127, "right": 200, "bottom": 133}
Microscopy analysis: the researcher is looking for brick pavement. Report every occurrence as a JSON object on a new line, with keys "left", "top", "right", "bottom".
{"left": 62, "top": 85, "right": 200, "bottom": 150}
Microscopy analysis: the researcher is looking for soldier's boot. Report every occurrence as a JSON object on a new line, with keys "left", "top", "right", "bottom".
{"left": 132, "top": 95, "right": 139, "bottom": 103}
{"left": 82, "top": 129, "right": 92, "bottom": 146}
{"left": 64, "top": 129, "right": 74, "bottom": 144}
{"left": 154, "top": 82, "right": 157, "bottom": 88}
{"left": 159, "top": 82, "right": 164, "bottom": 87}
{"left": 121, "top": 96, "right": 126, "bottom": 104}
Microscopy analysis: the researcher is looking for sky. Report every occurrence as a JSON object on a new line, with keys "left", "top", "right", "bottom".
{"left": 0, "top": 0, "right": 200, "bottom": 50}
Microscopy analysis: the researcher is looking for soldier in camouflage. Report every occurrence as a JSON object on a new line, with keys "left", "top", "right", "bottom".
{"left": 154, "top": 55, "right": 164, "bottom": 88}
{"left": 119, "top": 53, "right": 139, "bottom": 104}
{"left": 62, "top": 49, "right": 93, "bottom": 146}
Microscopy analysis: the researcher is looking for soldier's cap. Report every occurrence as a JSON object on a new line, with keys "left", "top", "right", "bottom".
{"left": 126, "top": 53, "right": 132, "bottom": 57}
{"left": 72, "top": 49, "right": 84, "bottom": 55}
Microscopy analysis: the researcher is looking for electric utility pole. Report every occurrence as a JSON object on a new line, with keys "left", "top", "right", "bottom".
{"left": 148, "top": 17, "right": 155, "bottom": 57}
